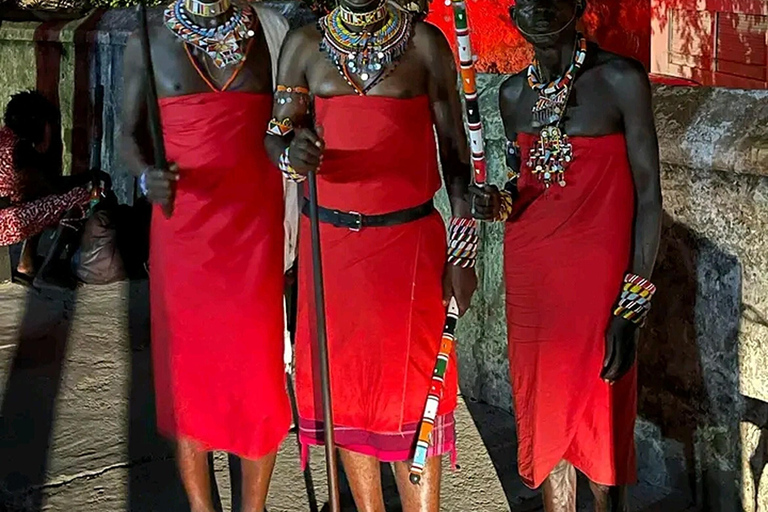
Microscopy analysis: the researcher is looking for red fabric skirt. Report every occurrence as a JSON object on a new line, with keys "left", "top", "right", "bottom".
{"left": 504, "top": 133, "right": 637, "bottom": 487}
{"left": 150, "top": 92, "right": 290, "bottom": 459}
{"left": 295, "top": 95, "right": 457, "bottom": 462}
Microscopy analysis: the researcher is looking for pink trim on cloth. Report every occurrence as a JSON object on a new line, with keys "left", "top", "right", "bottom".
{"left": 299, "top": 413, "right": 456, "bottom": 468}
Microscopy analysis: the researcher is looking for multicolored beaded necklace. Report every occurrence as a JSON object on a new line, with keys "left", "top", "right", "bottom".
{"left": 319, "top": 1, "right": 413, "bottom": 95}
{"left": 525, "top": 33, "right": 587, "bottom": 188}
{"left": 165, "top": 0, "right": 255, "bottom": 69}
{"left": 527, "top": 33, "right": 587, "bottom": 128}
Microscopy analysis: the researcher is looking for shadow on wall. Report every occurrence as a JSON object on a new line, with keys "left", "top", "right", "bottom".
{"left": 638, "top": 211, "right": 744, "bottom": 511}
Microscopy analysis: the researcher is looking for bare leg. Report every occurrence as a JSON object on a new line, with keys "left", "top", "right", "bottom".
{"left": 339, "top": 448, "right": 386, "bottom": 512}
{"left": 177, "top": 438, "right": 216, "bottom": 512}
{"left": 541, "top": 460, "right": 577, "bottom": 512}
{"left": 17, "top": 234, "right": 40, "bottom": 275}
{"left": 393, "top": 456, "right": 441, "bottom": 512}
{"left": 241, "top": 451, "right": 278, "bottom": 512}
{"left": 590, "top": 481, "right": 629, "bottom": 512}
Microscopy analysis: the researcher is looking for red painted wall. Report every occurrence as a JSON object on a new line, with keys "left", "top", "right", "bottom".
{"left": 425, "top": 0, "right": 651, "bottom": 74}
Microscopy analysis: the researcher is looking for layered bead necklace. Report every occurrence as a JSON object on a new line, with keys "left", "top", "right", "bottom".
{"left": 165, "top": 0, "right": 256, "bottom": 69}
{"left": 319, "top": 0, "right": 413, "bottom": 95}
{"left": 525, "top": 33, "right": 587, "bottom": 188}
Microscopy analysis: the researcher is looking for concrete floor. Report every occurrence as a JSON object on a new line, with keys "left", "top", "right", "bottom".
{"left": 0, "top": 281, "right": 692, "bottom": 512}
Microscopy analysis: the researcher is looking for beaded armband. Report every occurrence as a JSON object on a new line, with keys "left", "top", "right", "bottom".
{"left": 275, "top": 85, "right": 310, "bottom": 106}
{"left": 447, "top": 217, "right": 479, "bottom": 269}
{"left": 279, "top": 147, "right": 306, "bottom": 183}
{"left": 267, "top": 117, "right": 294, "bottom": 137}
{"left": 613, "top": 273, "right": 657, "bottom": 326}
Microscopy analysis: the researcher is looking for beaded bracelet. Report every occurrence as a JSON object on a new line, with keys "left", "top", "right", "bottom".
{"left": 275, "top": 85, "right": 310, "bottom": 106}
{"left": 613, "top": 273, "right": 657, "bottom": 326}
{"left": 279, "top": 147, "right": 306, "bottom": 183}
{"left": 447, "top": 217, "right": 478, "bottom": 268}
{"left": 267, "top": 117, "right": 294, "bottom": 137}
{"left": 495, "top": 190, "right": 515, "bottom": 222}
{"left": 139, "top": 171, "right": 148, "bottom": 196}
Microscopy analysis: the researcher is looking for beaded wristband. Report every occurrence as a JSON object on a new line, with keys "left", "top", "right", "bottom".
{"left": 447, "top": 217, "right": 478, "bottom": 268}
{"left": 613, "top": 273, "right": 657, "bottom": 325}
{"left": 279, "top": 147, "right": 306, "bottom": 183}
{"left": 495, "top": 190, "right": 515, "bottom": 222}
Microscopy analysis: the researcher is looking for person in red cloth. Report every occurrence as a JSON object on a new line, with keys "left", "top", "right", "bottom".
{"left": 264, "top": 1, "right": 477, "bottom": 510}
{"left": 121, "top": 1, "right": 296, "bottom": 510}
{"left": 471, "top": 0, "right": 662, "bottom": 510}
{"left": 0, "top": 91, "right": 93, "bottom": 277}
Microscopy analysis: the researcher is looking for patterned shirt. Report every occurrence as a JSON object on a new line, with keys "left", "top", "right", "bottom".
{"left": 0, "top": 127, "right": 89, "bottom": 246}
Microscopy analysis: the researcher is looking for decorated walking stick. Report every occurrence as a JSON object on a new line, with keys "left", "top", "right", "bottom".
{"left": 451, "top": 0, "right": 487, "bottom": 186}
{"left": 137, "top": 2, "right": 173, "bottom": 219}
{"left": 409, "top": 0, "right": 487, "bottom": 485}
{"left": 409, "top": 298, "right": 459, "bottom": 484}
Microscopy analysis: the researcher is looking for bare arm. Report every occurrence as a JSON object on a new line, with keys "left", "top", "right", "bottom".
{"left": 120, "top": 32, "right": 178, "bottom": 209}
{"left": 613, "top": 60, "right": 662, "bottom": 280}
{"left": 263, "top": 27, "right": 322, "bottom": 175}
{"left": 421, "top": 23, "right": 477, "bottom": 314}
{"left": 120, "top": 33, "right": 151, "bottom": 178}
{"left": 600, "top": 59, "right": 662, "bottom": 383}
{"left": 422, "top": 23, "right": 472, "bottom": 218}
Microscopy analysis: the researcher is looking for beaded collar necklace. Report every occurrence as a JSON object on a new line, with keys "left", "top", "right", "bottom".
{"left": 165, "top": 0, "right": 255, "bottom": 69}
{"left": 526, "top": 33, "right": 587, "bottom": 128}
{"left": 319, "top": 1, "right": 413, "bottom": 95}
{"left": 525, "top": 33, "right": 587, "bottom": 189}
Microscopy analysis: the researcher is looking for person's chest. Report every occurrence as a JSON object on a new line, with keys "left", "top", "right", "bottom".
{"left": 514, "top": 70, "right": 624, "bottom": 137}
{"left": 305, "top": 46, "right": 430, "bottom": 99}
{"left": 154, "top": 32, "right": 273, "bottom": 97}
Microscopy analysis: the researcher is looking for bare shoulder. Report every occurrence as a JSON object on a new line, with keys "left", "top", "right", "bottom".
{"left": 412, "top": 21, "right": 452, "bottom": 58}
{"left": 499, "top": 71, "right": 526, "bottom": 110}
{"left": 593, "top": 48, "right": 650, "bottom": 94}
{"left": 125, "top": 23, "right": 175, "bottom": 58}
{"left": 282, "top": 22, "right": 322, "bottom": 55}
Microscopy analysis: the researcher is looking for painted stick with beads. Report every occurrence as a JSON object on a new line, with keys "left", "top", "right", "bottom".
{"left": 408, "top": 0, "right": 486, "bottom": 485}
{"left": 409, "top": 298, "right": 460, "bottom": 484}
{"left": 450, "top": 0, "right": 486, "bottom": 185}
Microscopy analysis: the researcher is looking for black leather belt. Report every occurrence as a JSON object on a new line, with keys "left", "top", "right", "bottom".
{"left": 301, "top": 199, "right": 434, "bottom": 231}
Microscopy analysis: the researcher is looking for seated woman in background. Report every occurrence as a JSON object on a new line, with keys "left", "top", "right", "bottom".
{"left": 0, "top": 90, "right": 93, "bottom": 279}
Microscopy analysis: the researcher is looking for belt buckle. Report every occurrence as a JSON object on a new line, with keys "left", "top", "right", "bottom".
{"left": 348, "top": 211, "right": 363, "bottom": 232}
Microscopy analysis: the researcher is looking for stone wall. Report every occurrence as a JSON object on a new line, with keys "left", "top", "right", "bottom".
{"left": 0, "top": 4, "right": 766, "bottom": 511}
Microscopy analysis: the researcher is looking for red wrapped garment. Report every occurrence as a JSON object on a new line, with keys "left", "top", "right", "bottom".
{"left": 151, "top": 92, "right": 290, "bottom": 459}
{"left": 295, "top": 95, "right": 457, "bottom": 463}
{"left": 505, "top": 133, "right": 637, "bottom": 488}
{"left": 0, "top": 127, "right": 89, "bottom": 246}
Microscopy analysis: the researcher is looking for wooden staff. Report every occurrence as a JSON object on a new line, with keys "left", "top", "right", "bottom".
{"left": 409, "top": 0, "right": 487, "bottom": 485}
{"left": 306, "top": 163, "right": 341, "bottom": 510}
{"left": 137, "top": 2, "right": 173, "bottom": 218}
